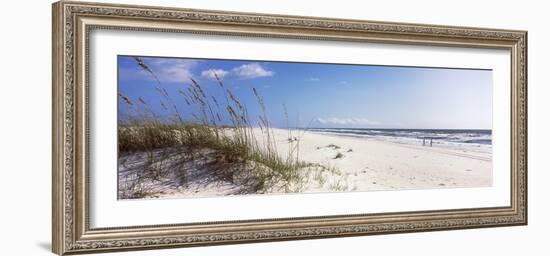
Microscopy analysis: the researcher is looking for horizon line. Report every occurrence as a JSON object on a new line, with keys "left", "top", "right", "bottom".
{"left": 290, "top": 127, "right": 492, "bottom": 130}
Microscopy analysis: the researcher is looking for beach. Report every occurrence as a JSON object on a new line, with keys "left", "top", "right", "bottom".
{"left": 116, "top": 55, "right": 494, "bottom": 199}
{"left": 268, "top": 128, "right": 492, "bottom": 192}
{"left": 118, "top": 127, "right": 492, "bottom": 199}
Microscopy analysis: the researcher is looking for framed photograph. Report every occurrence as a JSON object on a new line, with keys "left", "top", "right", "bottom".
{"left": 52, "top": 1, "right": 527, "bottom": 255}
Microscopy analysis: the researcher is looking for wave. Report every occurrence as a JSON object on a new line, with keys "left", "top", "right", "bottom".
{"left": 307, "top": 128, "right": 492, "bottom": 148}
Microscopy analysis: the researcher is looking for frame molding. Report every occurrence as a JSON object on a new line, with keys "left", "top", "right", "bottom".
{"left": 52, "top": 1, "right": 527, "bottom": 255}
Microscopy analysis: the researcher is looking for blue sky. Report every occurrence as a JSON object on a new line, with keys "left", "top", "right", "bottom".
{"left": 118, "top": 55, "right": 492, "bottom": 129}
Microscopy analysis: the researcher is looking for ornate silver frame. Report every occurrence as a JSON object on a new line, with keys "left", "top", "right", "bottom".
{"left": 52, "top": 1, "right": 527, "bottom": 255}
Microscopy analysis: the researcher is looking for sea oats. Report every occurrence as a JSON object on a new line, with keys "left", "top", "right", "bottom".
{"left": 118, "top": 92, "right": 133, "bottom": 106}
{"left": 138, "top": 97, "right": 147, "bottom": 105}
{"left": 132, "top": 57, "right": 161, "bottom": 84}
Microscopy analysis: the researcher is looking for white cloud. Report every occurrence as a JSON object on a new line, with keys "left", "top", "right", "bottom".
{"left": 149, "top": 58, "right": 198, "bottom": 82}
{"left": 316, "top": 117, "right": 380, "bottom": 126}
{"left": 201, "top": 69, "right": 229, "bottom": 80}
{"left": 199, "top": 63, "right": 274, "bottom": 81}
{"left": 232, "top": 63, "right": 274, "bottom": 79}
{"left": 121, "top": 57, "right": 273, "bottom": 84}
{"left": 120, "top": 57, "right": 199, "bottom": 83}
{"left": 306, "top": 77, "right": 320, "bottom": 82}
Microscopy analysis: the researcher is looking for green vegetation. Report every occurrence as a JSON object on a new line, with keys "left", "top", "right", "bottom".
{"left": 118, "top": 57, "right": 325, "bottom": 197}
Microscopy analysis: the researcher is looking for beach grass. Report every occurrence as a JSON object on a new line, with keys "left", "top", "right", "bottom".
{"left": 118, "top": 57, "right": 325, "bottom": 197}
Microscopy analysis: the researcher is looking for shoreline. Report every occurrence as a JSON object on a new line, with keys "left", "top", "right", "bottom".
{"left": 261, "top": 128, "right": 492, "bottom": 192}
{"left": 306, "top": 128, "right": 492, "bottom": 153}
{"left": 118, "top": 127, "right": 493, "bottom": 199}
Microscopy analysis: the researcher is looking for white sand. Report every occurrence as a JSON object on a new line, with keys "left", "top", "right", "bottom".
{"left": 118, "top": 128, "right": 491, "bottom": 199}
{"left": 262, "top": 128, "right": 491, "bottom": 192}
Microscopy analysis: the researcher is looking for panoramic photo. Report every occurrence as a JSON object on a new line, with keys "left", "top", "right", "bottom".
{"left": 117, "top": 55, "right": 493, "bottom": 200}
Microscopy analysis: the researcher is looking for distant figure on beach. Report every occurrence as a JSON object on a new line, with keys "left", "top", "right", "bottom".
{"left": 422, "top": 137, "right": 434, "bottom": 147}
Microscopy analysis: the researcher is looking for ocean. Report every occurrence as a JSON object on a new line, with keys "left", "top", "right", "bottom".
{"left": 308, "top": 128, "right": 492, "bottom": 148}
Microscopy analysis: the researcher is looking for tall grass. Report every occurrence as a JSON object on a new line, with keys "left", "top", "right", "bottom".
{"left": 118, "top": 57, "right": 314, "bottom": 194}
